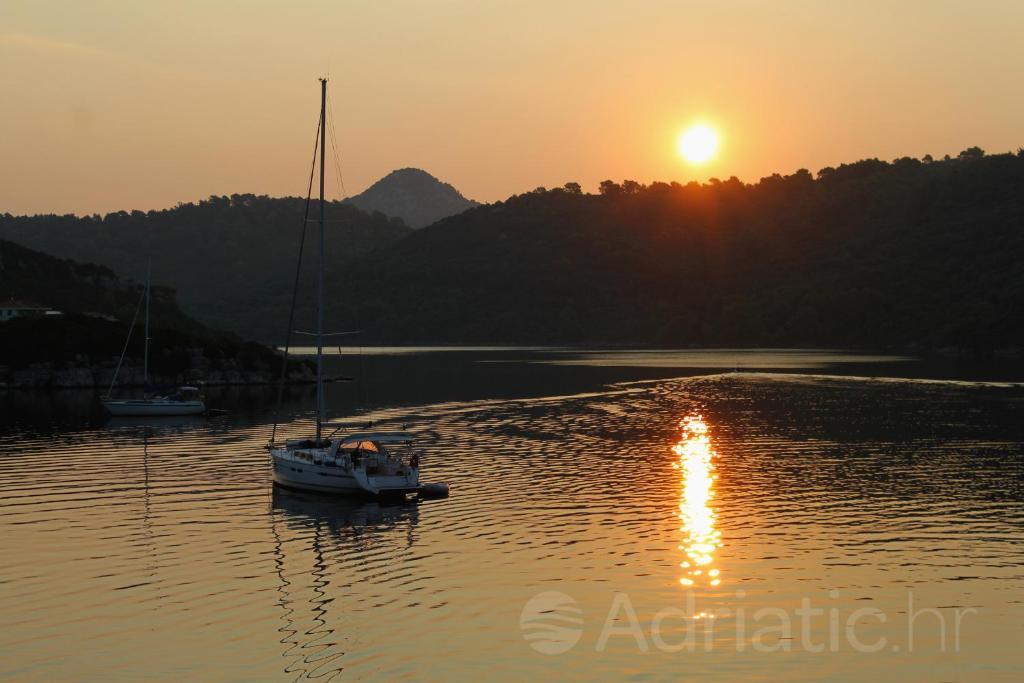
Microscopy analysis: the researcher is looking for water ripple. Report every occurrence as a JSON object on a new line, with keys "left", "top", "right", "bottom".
{"left": 1, "top": 374, "right": 1022, "bottom": 680}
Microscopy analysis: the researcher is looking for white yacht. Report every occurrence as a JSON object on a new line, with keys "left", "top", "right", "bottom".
{"left": 103, "top": 386, "right": 205, "bottom": 416}
{"left": 272, "top": 431, "right": 423, "bottom": 496}
{"left": 267, "top": 78, "right": 445, "bottom": 500}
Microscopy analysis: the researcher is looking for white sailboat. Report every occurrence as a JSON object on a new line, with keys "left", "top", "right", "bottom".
{"left": 101, "top": 263, "right": 206, "bottom": 417}
{"left": 268, "top": 79, "right": 443, "bottom": 499}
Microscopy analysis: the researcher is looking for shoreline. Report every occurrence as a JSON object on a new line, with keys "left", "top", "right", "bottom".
{"left": 0, "top": 363, "right": 318, "bottom": 390}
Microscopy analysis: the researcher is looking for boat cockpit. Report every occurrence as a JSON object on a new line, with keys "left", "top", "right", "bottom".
{"left": 280, "top": 431, "right": 420, "bottom": 475}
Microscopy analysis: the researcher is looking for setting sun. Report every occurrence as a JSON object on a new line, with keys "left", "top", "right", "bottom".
{"left": 678, "top": 124, "right": 719, "bottom": 164}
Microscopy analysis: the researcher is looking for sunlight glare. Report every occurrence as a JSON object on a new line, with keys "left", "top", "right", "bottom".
{"left": 675, "top": 414, "right": 722, "bottom": 593}
{"left": 678, "top": 124, "right": 719, "bottom": 164}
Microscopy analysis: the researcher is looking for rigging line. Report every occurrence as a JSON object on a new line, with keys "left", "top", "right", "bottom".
{"left": 326, "top": 90, "right": 360, "bottom": 401}
{"left": 326, "top": 92, "right": 344, "bottom": 197}
{"left": 105, "top": 282, "right": 147, "bottom": 399}
{"left": 326, "top": 92, "right": 347, "bottom": 198}
{"left": 270, "top": 115, "right": 322, "bottom": 445}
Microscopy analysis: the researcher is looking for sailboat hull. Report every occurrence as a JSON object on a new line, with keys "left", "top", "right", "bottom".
{"left": 272, "top": 458, "right": 364, "bottom": 494}
{"left": 102, "top": 400, "right": 206, "bottom": 416}
{"left": 271, "top": 450, "right": 420, "bottom": 497}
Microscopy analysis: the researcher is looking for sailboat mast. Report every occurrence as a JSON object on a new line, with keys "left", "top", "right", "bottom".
{"left": 143, "top": 259, "right": 151, "bottom": 391}
{"left": 315, "top": 78, "right": 327, "bottom": 441}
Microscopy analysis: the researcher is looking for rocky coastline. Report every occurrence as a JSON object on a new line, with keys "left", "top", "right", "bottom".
{"left": 1, "top": 356, "right": 315, "bottom": 390}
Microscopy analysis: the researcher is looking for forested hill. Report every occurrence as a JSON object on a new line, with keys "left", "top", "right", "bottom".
{"left": 3, "top": 150, "right": 1021, "bottom": 350}
{"left": 345, "top": 168, "right": 480, "bottom": 228}
{"left": 0, "top": 194, "right": 412, "bottom": 340}
{"left": 326, "top": 148, "right": 1024, "bottom": 350}
{"left": 0, "top": 240, "right": 310, "bottom": 384}
{"left": 0, "top": 238, "right": 201, "bottom": 332}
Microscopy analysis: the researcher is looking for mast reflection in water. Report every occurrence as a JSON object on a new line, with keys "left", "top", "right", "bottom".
{"left": 673, "top": 415, "right": 722, "bottom": 589}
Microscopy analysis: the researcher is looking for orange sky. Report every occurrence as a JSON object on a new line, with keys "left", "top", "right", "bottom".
{"left": 1, "top": 0, "right": 1022, "bottom": 215}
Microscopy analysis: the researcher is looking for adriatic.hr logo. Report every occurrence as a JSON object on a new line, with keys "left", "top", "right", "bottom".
{"left": 519, "top": 591, "right": 584, "bottom": 655}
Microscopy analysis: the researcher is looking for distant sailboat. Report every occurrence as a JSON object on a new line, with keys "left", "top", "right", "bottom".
{"left": 101, "top": 262, "right": 206, "bottom": 417}
{"left": 267, "top": 79, "right": 445, "bottom": 499}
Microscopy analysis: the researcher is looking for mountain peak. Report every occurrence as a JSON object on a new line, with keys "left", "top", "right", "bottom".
{"left": 345, "top": 168, "right": 479, "bottom": 228}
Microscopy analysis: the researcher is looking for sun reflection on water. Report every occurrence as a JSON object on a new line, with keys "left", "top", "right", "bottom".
{"left": 673, "top": 415, "right": 721, "bottom": 589}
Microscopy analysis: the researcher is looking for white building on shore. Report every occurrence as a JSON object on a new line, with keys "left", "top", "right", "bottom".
{"left": 0, "top": 300, "right": 58, "bottom": 322}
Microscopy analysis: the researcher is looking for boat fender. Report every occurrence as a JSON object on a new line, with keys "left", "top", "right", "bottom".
{"left": 420, "top": 482, "right": 449, "bottom": 499}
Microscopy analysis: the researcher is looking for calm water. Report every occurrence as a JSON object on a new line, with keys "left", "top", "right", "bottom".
{"left": 2, "top": 350, "right": 1023, "bottom": 681}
